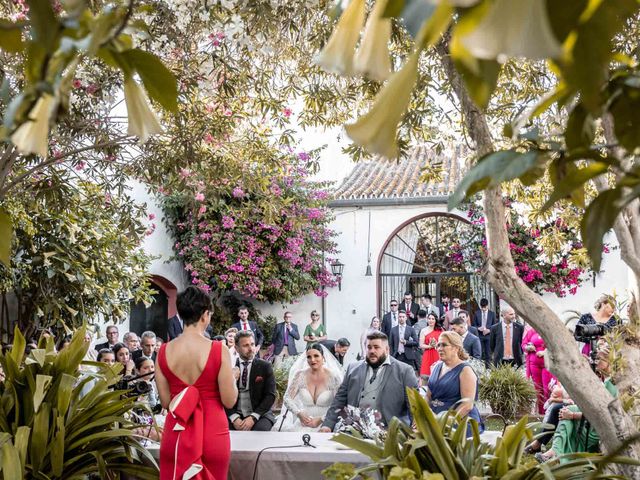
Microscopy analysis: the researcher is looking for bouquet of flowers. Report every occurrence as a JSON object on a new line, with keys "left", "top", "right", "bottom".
{"left": 334, "top": 406, "right": 386, "bottom": 443}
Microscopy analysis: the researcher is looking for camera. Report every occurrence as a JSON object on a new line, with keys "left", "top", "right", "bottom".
{"left": 114, "top": 375, "right": 153, "bottom": 398}
{"left": 574, "top": 323, "right": 607, "bottom": 343}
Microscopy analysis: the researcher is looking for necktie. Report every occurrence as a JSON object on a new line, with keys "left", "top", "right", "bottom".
{"left": 399, "top": 327, "right": 405, "bottom": 353}
{"left": 243, "top": 322, "right": 248, "bottom": 331}
{"left": 393, "top": 312, "right": 397, "bottom": 325}
{"left": 369, "top": 366, "right": 379, "bottom": 384}
{"left": 241, "top": 361, "right": 249, "bottom": 387}
{"left": 284, "top": 325, "right": 289, "bottom": 344}
{"left": 505, "top": 324, "right": 513, "bottom": 358}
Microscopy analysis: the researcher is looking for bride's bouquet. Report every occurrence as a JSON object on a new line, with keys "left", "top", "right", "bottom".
{"left": 334, "top": 406, "right": 386, "bottom": 443}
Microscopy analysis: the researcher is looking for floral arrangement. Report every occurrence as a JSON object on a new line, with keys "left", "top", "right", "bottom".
{"left": 452, "top": 201, "right": 590, "bottom": 297}
{"left": 335, "top": 406, "right": 386, "bottom": 443}
{"left": 164, "top": 151, "right": 338, "bottom": 303}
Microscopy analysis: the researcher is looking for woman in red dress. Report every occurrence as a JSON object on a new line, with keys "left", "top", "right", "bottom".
{"left": 419, "top": 312, "right": 444, "bottom": 377}
{"left": 155, "top": 287, "right": 238, "bottom": 480}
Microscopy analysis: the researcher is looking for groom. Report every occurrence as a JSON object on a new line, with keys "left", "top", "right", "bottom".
{"left": 226, "top": 330, "right": 276, "bottom": 431}
{"left": 320, "top": 331, "right": 418, "bottom": 431}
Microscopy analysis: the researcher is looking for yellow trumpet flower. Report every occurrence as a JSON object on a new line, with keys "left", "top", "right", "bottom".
{"left": 346, "top": 51, "right": 420, "bottom": 158}
{"left": 354, "top": 0, "right": 392, "bottom": 82}
{"left": 461, "top": 0, "right": 562, "bottom": 60}
{"left": 10, "top": 94, "right": 58, "bottom": 158}
{"left": 124, "top": 77, "right": 163, "bottom": 143}
{"left": 316, "top": 0, "right": 366, "bottom": 76}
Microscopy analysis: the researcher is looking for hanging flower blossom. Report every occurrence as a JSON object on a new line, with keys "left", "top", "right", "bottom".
{"left": 124, "top": 77, "right": 163, "bottom": 143}
{"left": 10, "top": 94, "right": 58, "bottom": 158}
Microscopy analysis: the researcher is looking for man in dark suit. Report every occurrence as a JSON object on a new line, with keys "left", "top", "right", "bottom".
{"left": 389, "top": 311, "right": 419, "bottom": 369}
{"left": 227, "top": 330, "right": 276, "bottom": 431}
{"left": 319, "top": 338, "right": 351, "bottom": 366}
{"left": 95, "top": 325, "right": 119, "bottom": 351}
{"left": 271, "top": 311, "right": 300, "bottom": 367}
{"left": 132, "top": 330, "right": 157, "bottom": 362}
{"left": 382, "top": 299, "right": 400, "bottom": 338}
{"left": 399, "top": 292, "right": 420, "bottom": 326}
{"left": 438, "top": 293, "right": 451, "bottom": 318}
{"left": 472, "top": 298, "right": 497, "bottom": 365}
{"left": 167, "top": 314, "right": 183, "bottom": 341}
{"left": 490, "top": 305, "right": 524, "bottom": 367}
{"left": 450, "top": 316, "right": 482, "bottom": 359}
{"left": 231, "top": 306, "right": 264, "bottom": 353}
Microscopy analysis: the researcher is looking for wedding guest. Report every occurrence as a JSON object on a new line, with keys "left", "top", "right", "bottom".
{"left": 123, "top": 332, "right": 141, "bottom": 352}
{"left": 133, "top": 331, "right": 157, "bottom": 362}
{"left": 95, "top": 325, "right": 119, "bottom": 351}
{"left": 320, "top": 332, "right": 418, "bottom": 431}
{"left": 227, "top": 330, "right": 277, "bottom": 431}
{"left": 439, "top": 294, "right": 451, "bottom": 317}
{"left": 133, "top": 355, "right": 162, "bottom": 442}
{"left": 450, "top": 317, "right": 482, "bottom": 359}
{"left": 319, "top": 338, "right": 350, "bottom": 366}
{"left": 97, "top": 348, "right": 116, "bottom": 365}
{"left": 413, "top": 310, "right": 429, "bottom": 339}
{"left": 390, "top": 311, "right": 419, "bottom": 370}
{"left": 56, "top": 334, "right": 73, "bottom": 352}
{"left": 155, "top": 337, "right": 163, "bottom": 353}
{"left": 134, "top": 356, "right": 159, "bottom": 409}
{"left": 427, "top": 331, "right": 484, "bottom": 436}
{"left": 272, "top": 311, "right": 300, "bottom": 368}
{"left": 155, "top": 286, "right": 237, "bottom": 480}
{"left": 167, "top": 313, "right": 183, "bottom": 340}
{"left": 113, "top": 343, "right": 134, "bottom": 376}
{"left": 360, "top": 317, "right": 381, "bottom": 359}
{"left": 458, "top": 311, "right": 476, "bottom": 333}
{"left": 525, "top": 379, "right": 573, "bottom": 454}
{"left": 490, "top": 305, "right": 524, "bottom": 367}
{"left": 472, "top": 298, "right": 496, "bottom": 366}
{"left": 303, "top": 311, "right": 328, "bottom": 346}
{"left": 231, "top": 306, "right": 264, "bottom": 353}
{"left": 419, "top": 312, "right": 444, "bottom": 377}
{"left": 522, "top": 327, "right": 553, "bottom": 414}
{"left": 419, "top": 294, "right": 440, "bottom": 318}
{"left": 443, "top": 297, "right": 463, "bottom": 330}
{"left": 225, "top": 327, "right": 239, "bottom": 365}
{"left": 275, "top": 343, "right": 343, "bottom": 432}
{"left": 381, "top": 300, "right": 400, "bottom": 338}
{"left": 399, "top": 292, "right": 420, "bottom": 326}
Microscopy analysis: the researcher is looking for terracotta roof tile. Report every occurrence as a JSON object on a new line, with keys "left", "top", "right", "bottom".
{"left": 333, "top": 145, "right": 468, "bottom": 200}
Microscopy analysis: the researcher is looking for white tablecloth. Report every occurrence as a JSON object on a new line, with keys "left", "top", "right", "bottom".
{"left": 147, "top": 431, "right": 370, "bottom": 480}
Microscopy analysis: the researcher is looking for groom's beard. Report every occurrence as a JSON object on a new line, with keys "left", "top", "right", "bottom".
{"left": 366, "top": 353, "right": 387, "bottom": 369}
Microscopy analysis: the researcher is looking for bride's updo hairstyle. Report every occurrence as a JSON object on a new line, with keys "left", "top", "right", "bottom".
{"left": 176, "top": 286, "right": 213, "bottom": 326}
{"left": 306, "top": 343, "right": 325, "bottom": 356}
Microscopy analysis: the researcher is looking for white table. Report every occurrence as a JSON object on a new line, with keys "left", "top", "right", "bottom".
{"left": 147, "top": 431, "right": 370, "bottom": 480}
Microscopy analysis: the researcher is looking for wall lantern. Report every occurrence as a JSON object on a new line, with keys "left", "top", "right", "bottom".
{"left": 330, "top": 260, "right": 345, "bottom": 291}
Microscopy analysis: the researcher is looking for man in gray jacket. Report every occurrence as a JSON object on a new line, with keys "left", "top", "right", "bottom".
{"left": 320, "top": 331, "right": 418, "bottom": 431}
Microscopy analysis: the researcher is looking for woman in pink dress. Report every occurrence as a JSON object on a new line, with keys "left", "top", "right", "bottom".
{"left": 419, "top": 312, "right": 444, "bottom": 376}
{"left": 155, "top": 287, "right": 238, "bottom": 480}
{"left": 521, "top": 327, "right": 553, "bottom": 415}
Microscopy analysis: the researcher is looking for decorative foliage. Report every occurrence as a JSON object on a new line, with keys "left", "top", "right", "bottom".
{"left": 0, "top": 326, "right": 158, "bottom": 479}
{"left": 478, "top": 364, "right": 537, "bottom": 422}
{"left": 163, "top": 151, "right": 338, "bottom": 303}
{"left": 452, "top": 200, "right": 589, "bottom": 297}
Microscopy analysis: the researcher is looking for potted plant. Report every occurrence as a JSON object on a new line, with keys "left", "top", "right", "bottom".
{"left": 478, "top": 364, "right": 537, "bottom": 421}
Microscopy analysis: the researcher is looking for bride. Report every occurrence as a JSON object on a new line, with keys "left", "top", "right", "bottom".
{"left": 274, "top": 342, "right": 343, "bottom": 432}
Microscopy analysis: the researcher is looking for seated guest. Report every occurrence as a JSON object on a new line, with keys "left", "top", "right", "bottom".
{"left": 95, "top": 325, "right": 119, "bottom": 351}
{"left": 320, "top": 332, "right": 418, "bottom": 431}
{"left": 319, "top": 338, "right": 350, "bottom": 366}
{"left": 272, "top": 311, "right": 300, "bottom": 368}
{"left": 227, "top": 330, "right": 276, "bottom": 431}
{"left": 536, "top": 346, "right": 616, "bottom": 463}
{"left": 360, "top": 317, "right": 381, "bottom": 359}
{"left": 275, "top": 343, "right": 343, "bottom": 432}
{"left": 450, "top": 317, "right": 482, "bottom": 359}
{"left": 419, "top": 312, "right": 444, "bottom": 377}
{"left": 389, "top": 311, "right": 419, "bottom": 370}
{"left": 225, "top": 327, "right": 239, "bottom": 365}
{"left": 112, "top": 343, "right": 134, "bottom": 376}
{"left": 525, "top": 379, "right": 572, "bottom": 454}
{"left": 427, "top": 331, "right": 484, "bottom": 436}
{"left": 133, "top": 331, "right": 157, "bottom": 362}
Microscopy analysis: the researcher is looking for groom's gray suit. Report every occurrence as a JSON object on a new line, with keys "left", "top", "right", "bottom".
{"left": 322, "top": 357, "right": 418, "bottom": 430}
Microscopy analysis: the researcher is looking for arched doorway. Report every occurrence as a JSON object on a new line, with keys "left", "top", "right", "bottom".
{"left": 129, "top": 275, "right": 177, "bottom": 341}
{"left": 377, "top": 213, "right": 495, "bottom": 317}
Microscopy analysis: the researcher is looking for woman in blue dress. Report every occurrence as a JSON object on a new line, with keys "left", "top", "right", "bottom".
{"left": 427, "top": 331, "right": 484, "bottom": 436}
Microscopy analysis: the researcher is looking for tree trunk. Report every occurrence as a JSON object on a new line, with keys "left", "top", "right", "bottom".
{"left": 436, "top": 35, "right": 640, "bottom": 474}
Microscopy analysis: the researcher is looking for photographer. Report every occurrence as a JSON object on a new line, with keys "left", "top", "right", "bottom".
{"left": 575, "top": 294, "right": 618, "bottom": 357}
{"left": 130, "top": 355, "right": 162, "bottom": 442}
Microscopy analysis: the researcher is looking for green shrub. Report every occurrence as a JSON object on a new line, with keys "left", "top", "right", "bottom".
{"left": 323, "top": 389, "right": 639, "bottom": 479}
{"left": 0, "top": 327, "right": 158, "bottom": 479}
{"left": 273, "top": 354, "right": 299, "bottom": 408}
{"left": 478, "top": 364, "right": 537, "bottom": 421}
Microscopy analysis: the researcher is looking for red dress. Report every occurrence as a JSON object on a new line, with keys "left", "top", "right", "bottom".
{"left": 159, "top": 341, "right": 230, "bottom": 480}
{"left": 419, "top": 329, "right": 442, "bottom": 376}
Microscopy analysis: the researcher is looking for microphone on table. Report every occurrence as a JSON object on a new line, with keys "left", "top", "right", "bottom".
{"left": 302, "top": 434, "right": 315, "bottom": 447}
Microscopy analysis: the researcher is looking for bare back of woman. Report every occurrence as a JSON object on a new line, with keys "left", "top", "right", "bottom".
{"left": 163, "top": 332, "right": 213, "bottom": 385}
